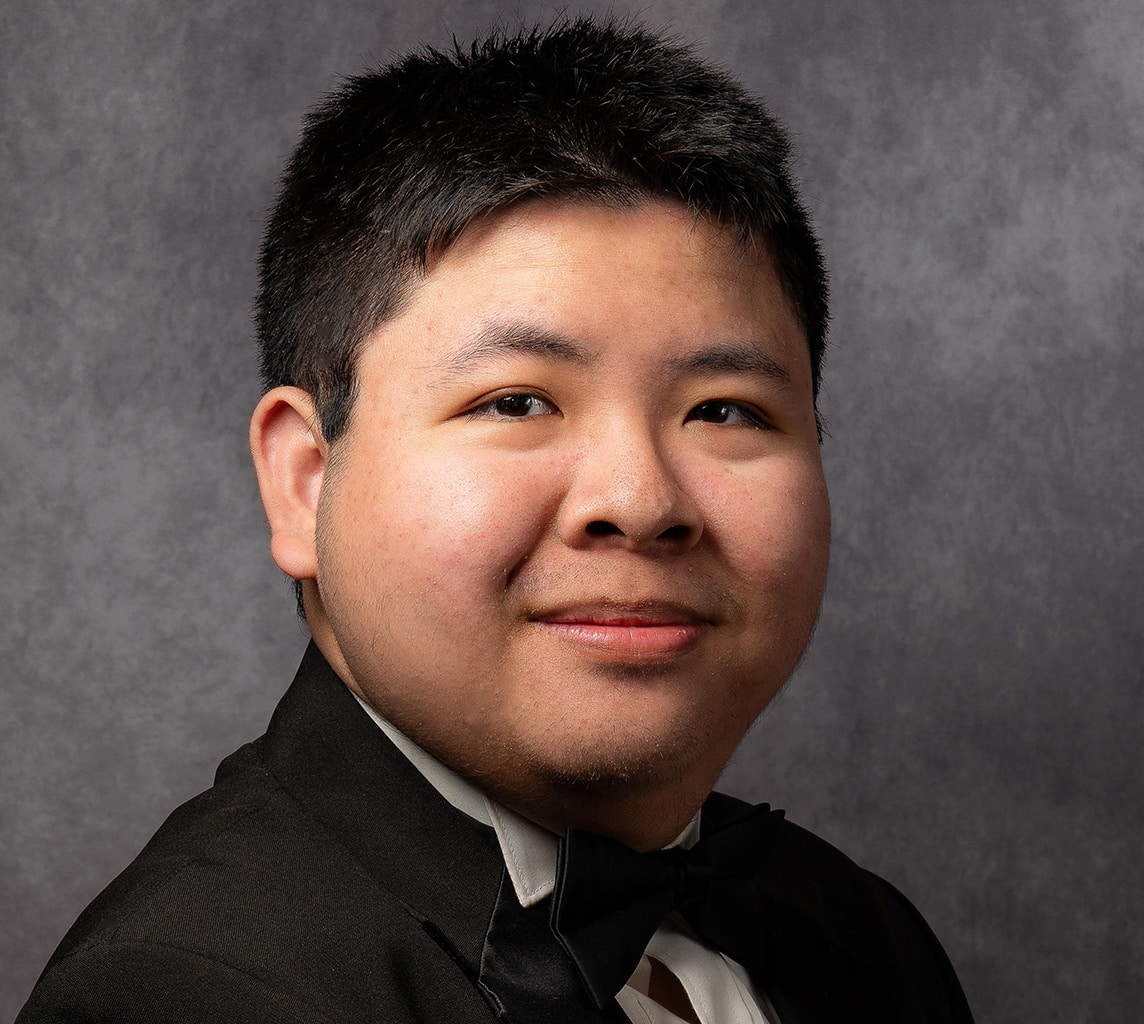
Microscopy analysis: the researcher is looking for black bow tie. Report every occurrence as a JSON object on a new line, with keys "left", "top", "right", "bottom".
{"left": 550, "top": 802, "right": 787, "bottom": 1009}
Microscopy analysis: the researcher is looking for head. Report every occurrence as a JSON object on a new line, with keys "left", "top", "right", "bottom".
{"left": 251, "top": 18, "right": 831, "bottom": 848}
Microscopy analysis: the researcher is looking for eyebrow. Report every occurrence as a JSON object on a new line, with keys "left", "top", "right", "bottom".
{"left": 432, "top": 322, "right": 793, "bottom": 391}
{"left": 435, "top": 321, "right": 590, "bottom": 384}
{"left": 669, "top": 341, "right": 794, "bottom": 390}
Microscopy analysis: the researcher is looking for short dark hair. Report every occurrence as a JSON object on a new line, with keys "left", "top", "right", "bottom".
{"left": 255, "top": 16, "right": 828, "bottom": 447}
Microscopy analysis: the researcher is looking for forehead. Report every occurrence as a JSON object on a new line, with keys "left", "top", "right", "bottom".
{"left": 429, "top": 197, "right": 756, "bottom": 291}
{"left": 361, "top": 198, "right": 809, "bottom": 383}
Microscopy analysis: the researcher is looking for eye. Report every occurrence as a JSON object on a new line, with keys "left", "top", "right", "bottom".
{"left": 686, "top": 400, "right": 771, "bottom": 430}
{"left": 469, "top": 392, "right": 558, "bottom": 419}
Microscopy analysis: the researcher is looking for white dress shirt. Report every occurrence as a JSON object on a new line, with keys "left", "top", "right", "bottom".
{"left": 354, "top": 696, "right": 777, "bottom": 1024}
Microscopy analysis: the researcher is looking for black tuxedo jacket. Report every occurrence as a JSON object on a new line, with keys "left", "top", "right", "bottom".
{"left": 19, "top": 644, "right": 973, "bottom": 1023}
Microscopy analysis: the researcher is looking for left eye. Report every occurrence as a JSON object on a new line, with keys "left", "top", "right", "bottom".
{"left": 472, "top": 393, "right": 556, "bottom": 418}
{"left": 686, "top": 400, "right": 769, "bottom": 429}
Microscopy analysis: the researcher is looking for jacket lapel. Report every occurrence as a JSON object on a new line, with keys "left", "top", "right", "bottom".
{"left": 255, "top": 644, "right": 504, "bottom": 992}
{"left": 255, "top": 643, "right": 620, "bottom": 1023}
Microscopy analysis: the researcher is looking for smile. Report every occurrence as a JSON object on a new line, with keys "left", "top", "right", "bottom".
{"left": 532, "top": 603, "right": 710, "bottom": 660}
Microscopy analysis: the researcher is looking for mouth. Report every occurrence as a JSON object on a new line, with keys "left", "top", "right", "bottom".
{"left": 530, "top": 601, "right": 712, "bottom": 661}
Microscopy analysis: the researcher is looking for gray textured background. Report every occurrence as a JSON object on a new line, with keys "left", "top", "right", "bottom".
{"left": 3, "top": 1, "right": 1141, "bottom": 1019}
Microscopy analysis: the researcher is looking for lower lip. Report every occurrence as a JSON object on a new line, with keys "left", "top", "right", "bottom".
{"left": 535, "top": 621, "right": 703, "bottom": 659}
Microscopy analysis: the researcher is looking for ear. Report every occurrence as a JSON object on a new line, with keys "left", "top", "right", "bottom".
{"left": 249, "top": 387, "right": 328, "bottom": 581}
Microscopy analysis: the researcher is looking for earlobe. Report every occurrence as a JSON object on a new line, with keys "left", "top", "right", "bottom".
{"left": 249, "top": 387, "right": 327, "bottom": 581}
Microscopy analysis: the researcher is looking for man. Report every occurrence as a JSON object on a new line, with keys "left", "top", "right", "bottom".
{"left": 19, "top": 18, "right": 973, "bottom": 1024}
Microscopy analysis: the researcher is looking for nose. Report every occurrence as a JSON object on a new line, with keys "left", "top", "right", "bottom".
{"left": 556, "top": 427, "right": 703, "bottom": 552}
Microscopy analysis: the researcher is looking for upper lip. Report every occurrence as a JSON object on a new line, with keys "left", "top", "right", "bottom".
{"left": 530, "top": 599, "right": 715, "bottom": 626}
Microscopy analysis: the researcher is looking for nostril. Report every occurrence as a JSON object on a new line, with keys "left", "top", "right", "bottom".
{"left": 585, "top": 520, "right": 623, "bottom": 537}
{"left": 658, "top": 524, "right": 691, "bottom": 542}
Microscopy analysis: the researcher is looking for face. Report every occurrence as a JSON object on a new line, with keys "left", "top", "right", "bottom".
{"left": 308, "top": 199, "right": 830, "bottom": 840}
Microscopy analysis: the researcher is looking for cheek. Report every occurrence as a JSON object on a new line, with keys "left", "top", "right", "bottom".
{"left": 369, "top": 450, "right": 566, "bottom": 585}
{"left": 708, "top": 465, "right": 831, "bottom": 596}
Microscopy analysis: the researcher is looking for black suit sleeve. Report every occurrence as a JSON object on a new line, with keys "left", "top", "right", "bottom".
{"left": 17, "top": 941, "right": 336, "bottom": 1024}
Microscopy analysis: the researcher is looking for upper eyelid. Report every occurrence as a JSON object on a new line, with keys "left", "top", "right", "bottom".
{"left": 687, "top": 398, "right": 774, "bottom": 428}
{"left": 466, "top": 389, "right": 559, "bottom": 417}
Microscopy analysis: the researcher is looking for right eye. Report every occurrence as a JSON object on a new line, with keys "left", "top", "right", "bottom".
{"left": 468, "top": 392, "right": 558, "bottom": 419}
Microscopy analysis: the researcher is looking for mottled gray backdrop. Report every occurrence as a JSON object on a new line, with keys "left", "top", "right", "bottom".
{"left": 3, "top": 0, "right": 1140, "bottom": 1019}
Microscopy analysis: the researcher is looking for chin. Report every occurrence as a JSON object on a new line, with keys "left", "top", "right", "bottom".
{"left": 506, "top": 732, "right": 725, "bottom": 849}
{"left": 523, "top": 720, "right": 718, "bottom": 796}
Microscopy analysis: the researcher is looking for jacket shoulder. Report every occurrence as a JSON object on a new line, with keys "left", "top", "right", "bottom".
{"left": 705, "top": 792, "right": 974, "bottom": 1023}
{"left": 19, "top": 739, "right": 497, "bottom": 1023}
{"left": 777, "top": 816, "right": 973, "bottom": 1023}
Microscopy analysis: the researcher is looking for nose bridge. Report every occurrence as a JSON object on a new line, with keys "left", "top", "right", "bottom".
{"left": 559, "top": 412, "right": 701, "bottom": 548}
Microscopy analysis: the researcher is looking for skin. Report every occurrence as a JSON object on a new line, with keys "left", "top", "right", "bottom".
{"left": 251, "top": 199, "right": 830, "bottom": 851}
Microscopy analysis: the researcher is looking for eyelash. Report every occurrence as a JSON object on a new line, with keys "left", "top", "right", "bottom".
{"left": 467, "top": 392, "right": 558, "bottom": 419}
{"left": 684, "top": 400, "right": 772, "bottom": 430}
